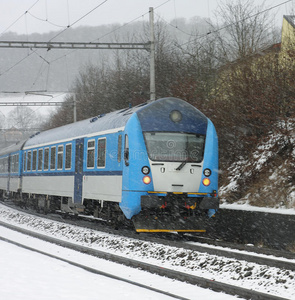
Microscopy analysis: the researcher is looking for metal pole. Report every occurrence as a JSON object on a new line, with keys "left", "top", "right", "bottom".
{"left": 149, "top": 7, "right": 156, "bottom": 101}
{"left": 73, "top": 93, "right": 77, "bottom": 122}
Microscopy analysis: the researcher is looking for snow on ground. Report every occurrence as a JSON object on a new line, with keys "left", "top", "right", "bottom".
{"left": 0, "top": 227, "right": 236, "bottom": 300}
{"left": 0, "top": 203, "right": 295, "bottom": 299}
{"left": 220, "top": 202, "right": 295, "bottom": 215}
{"left": 219, "top": 122, "right": 295, "bottom": 209}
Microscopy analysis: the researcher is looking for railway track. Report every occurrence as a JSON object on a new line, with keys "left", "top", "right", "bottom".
{"left": 0, "top": 202, "right": 294, "bottom": 300}
{"left": 4, "top": 199, "right": 294, "bottom": 264}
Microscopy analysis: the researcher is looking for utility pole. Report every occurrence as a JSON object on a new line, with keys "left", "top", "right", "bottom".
{"left": 149, "top": 7, "right": 156, "bottom": 101}
{"left": 73, "top": 93, "right": 77, "bottom": 123}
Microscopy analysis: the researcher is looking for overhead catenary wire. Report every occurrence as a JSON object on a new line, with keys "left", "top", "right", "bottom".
{"left": 177, "top": 0, "right": 293, "bottom": 50}
{"left": 0, "top": 92, "right": 69, "bottom": 131}
{"left": 0, "top": 0, "right": 40, "bottom": 36}
{"left": 0, "top": 0, "right": 171, "bottom": 79}
{"left": 48, "top": 0, "right": 109, "bottom": 42}
{"left": 26, "top": 11, "right": 67, "bottom": 29}
{"left": 0, "top": 0, "right": 292, "bottom": 93}
{"left": 44, "top": 0, "right": 173, "bottom": 65}
{"left": 0, "top": 0, "right": 111, "bottom": 88}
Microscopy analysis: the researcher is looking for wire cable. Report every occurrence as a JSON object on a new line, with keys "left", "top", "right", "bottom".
{"left": 26, "top": 11, "right": 67, "bottom": 29}
{"left": 0, "top": 0, "right": 110, "bottom": 91}
{"left": 175, "top": 0, "right": 292, "bottom": 50}
{"left": 47, "top": 1, "right": 172, "bottom": 65}
{"left": 48, "top": 0, "right": 109, "bottom": 42}
{"left": 0, "top": 50, "right": 36, "bottom": 77}
{"left": 0, "top": 0, "right": 40, "bottom": 36}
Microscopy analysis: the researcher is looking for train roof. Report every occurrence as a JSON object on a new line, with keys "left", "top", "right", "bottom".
{"left": 24, "top": 101, "right": 149, "bottom": 148}
{"left": 0, "top": 97, "right": 208, "bottom": 152}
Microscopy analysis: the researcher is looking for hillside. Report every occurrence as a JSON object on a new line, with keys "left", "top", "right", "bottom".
{"left": 220, "top": 120, "right": 295, "bottom": 209}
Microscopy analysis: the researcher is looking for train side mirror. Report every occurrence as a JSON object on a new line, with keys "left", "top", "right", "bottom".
{"left": 124, "top": 134, "right": 129, "bottom": 166}
{"left": 124, "top": 148, "right": 129, "bottom": 166}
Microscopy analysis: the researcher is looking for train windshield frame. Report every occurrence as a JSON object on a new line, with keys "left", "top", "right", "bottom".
{"left": 143, "top": 132, "right": 205, "bottom": 162}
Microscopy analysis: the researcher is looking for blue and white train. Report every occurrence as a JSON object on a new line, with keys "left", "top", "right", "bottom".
{"left": 0, "top": 97, "right": 219, "bottom": 232}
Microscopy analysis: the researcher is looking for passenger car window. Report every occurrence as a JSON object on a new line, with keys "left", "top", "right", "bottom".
{"left": 65, "top": 144, "right": 72, "bottom": 169}
{"left": 32, "top": 150, "right": 37, "bottom": 171}
{"left": 23, "top": 152, "right": 26, "bottom": 172}
{"left": 87, "top": 140, "right": 95, "bottom": 168}
{"left": 38, "top": 149, "right": 43, "bottom": 171}
{"left": 44, "top": 148, "right": 49, "bottom": 170}
{"left": 27, "top": 151, "right": 31, "bottom": 171}
{"left": 97, "top": 138, "right": 106, "bottom": 168}
{"left": 50, "top": 147, "right": 56, "bottom": 170}
{"left": 57, "top": 145, "right": 63, "bottom": 170}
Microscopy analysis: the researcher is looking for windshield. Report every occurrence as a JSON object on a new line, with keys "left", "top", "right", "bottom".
{"left": 144, "top": 132, "right": 205, "bottom": 162}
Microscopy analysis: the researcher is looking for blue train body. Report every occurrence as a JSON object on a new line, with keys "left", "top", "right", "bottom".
{"left": 0, "top": 98, "right": 219, "bottom": 232}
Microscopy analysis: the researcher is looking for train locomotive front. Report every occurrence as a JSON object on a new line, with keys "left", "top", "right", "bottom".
{"left": 120, "top": 97, "right": 219, "bottom": 232}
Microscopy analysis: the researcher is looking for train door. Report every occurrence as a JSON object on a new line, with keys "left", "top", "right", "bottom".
{"left": 74, "top": 138, "right": 84, "bottom": 203}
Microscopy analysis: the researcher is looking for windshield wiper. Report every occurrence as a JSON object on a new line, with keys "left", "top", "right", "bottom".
{"left": 176, "top": 161, "right": 186, "bottom": 171}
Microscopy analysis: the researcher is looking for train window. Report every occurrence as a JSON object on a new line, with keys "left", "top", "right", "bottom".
{"left": 117, "top": 135, "right": 122, "bottom": 162}
{"left": 11, "top": 156, "right": 14, "bottom": 173}
{"left": 32, "top": 150, "right": 37, "bottom": 171}
{"left": 57, "top": 145, "right": 64, "bottom": 170}
{"left": 87, "top": 140, "right": 95, "bottom": 168}
{"left": 23, "top": 152, "right": 26, "bottom": 172}
{"left": 4, "top": 158, "right": 8, "bottom": 173}
{"left": 11, "top": 155, "right": 17, "bottom": 173}
{"left": 65, "top": 144, "right": 72, "bottom": 169}
{"left": 143, "top": 132, "right": 205, "bottom": 163}
{"left": 97, "top": 138, "right": 106, "bottom": 168}
{"left": 38, "top": 149, "right": 43, "bottom": 171}
{"left": 10, "top": 156, "right": 14, "bottom": 173}
{"left": 124, "top": 134, "right": 129, "bottom": 166}
{"left": 44, "top": 148, "right": 49, "bottom": 170}
{"left": 50, "top": 146, "right": 56, "bottom": 170}
{"left": 27, "top": 151, "right": 32, "bottom": 171}
{"left": 13, "top": 155, "right": 16, "bottom": 172}
{"left": 15, "top": 154, "right": 19, "bottom": 172}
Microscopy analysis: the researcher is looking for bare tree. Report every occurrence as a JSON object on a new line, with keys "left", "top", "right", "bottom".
{"left": 6, "top": 106, "right": 43, "bottom": 130}
{"left": 210, "top": 0, "right": 276, "bottom": 62}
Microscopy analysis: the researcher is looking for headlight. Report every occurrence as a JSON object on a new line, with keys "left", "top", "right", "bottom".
{"left": 143, "top": 176, "right": 151, "bottom": 184}
{"left": 202, "top": 178, "right": 211, "bottom": 186}
{"left": 203, "top": 168, "right": 211, "bottom": 177}
{"left": 169, "top": 110, "right": 182, "bottom": 123}
{"left": 141, "top": 166, "right": 150, "bottom": 175}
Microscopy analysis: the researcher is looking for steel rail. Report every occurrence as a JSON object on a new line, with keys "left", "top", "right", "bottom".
{"left": 1, "top": 200, "right": 294, "bottom": 270}
{"left": 1, "top": 201, "right": 294, "bottom": 270}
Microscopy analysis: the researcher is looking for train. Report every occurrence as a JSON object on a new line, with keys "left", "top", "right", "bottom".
{"left": 0, "top": 97, "right": 219, "bottom": 233}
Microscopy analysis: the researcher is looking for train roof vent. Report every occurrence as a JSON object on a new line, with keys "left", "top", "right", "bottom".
{"left": 90, "top": 114, "right": 105, "bottom": 123}
{"left": 135, "top": 102, "right": 148, "bottom": 108}
{"left": 117, "top": 108, "right": 130, "bottom": 114}
{"left": 29, "top": 132, "right": 40, "bottom": 138}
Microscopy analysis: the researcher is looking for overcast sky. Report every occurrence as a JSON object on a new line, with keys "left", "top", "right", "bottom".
{"left": 0, "top": 0, "right": 293, "bottom": 35}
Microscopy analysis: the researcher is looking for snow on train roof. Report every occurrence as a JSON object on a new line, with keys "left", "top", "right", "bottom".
{"left": 24, "top": 103, "right": 148, "bottom": 148}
